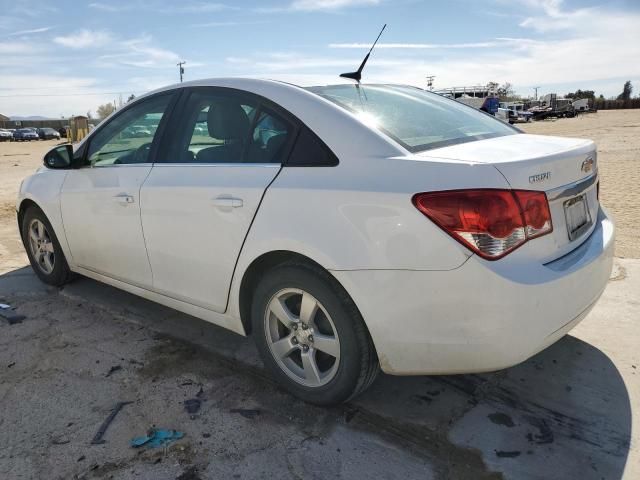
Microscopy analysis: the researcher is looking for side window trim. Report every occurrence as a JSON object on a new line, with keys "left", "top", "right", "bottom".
{"left": 78, "top": 90, "right": 180, "bottom": 168}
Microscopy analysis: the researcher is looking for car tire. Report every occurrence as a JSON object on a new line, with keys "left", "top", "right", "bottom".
{"left": 21, "top": 206, "right": 73, "bottom": 286}
{"left": 252, "top": 262, "right": 379, "bottom": 405}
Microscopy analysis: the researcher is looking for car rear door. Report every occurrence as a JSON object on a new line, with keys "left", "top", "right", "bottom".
{"left": 140, "top": 87, "right": 296, "bottom": 312}
{"left": 59, "top": 92, "right": 176, "bottom": 288}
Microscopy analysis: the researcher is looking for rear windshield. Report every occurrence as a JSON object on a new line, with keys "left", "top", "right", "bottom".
{"left": 305, "top": 84, "right": 517, "bottom": 152}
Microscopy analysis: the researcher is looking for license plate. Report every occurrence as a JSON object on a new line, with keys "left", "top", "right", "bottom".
{"left": 564, "top": 194, "right": 591, "bottom": 240}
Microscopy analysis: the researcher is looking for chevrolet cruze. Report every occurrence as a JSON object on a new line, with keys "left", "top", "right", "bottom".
{"left": 17, "top": 78, "right": 614, "bottom": 404}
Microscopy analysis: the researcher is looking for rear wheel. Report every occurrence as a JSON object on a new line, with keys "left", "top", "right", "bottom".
{"left": 21, "top": 206, "right": 73, "bottom": 286}
{"left": 252, "top": 262, "right": 379, "bottom": 405}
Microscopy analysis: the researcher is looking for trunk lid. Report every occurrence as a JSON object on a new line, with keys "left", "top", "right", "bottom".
{"left": 418, "top": 133, "right": 599, "bottom": 262}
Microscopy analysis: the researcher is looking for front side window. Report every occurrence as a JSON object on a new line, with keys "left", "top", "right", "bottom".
{"left": 86, "top": 93, "right": 172, "bottom": 166}
{"left": 306, "top": 84, "right": 517, "bottom": 152}
{"left": 167, "top": 89, "right": 293, "bottom": 164}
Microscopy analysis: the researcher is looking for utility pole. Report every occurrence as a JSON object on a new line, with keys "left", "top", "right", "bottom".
{"left": 177, "top": 61, "right": 186, "bottom": 83}
{"left": 426, "top": 75, "right": 435, "bottom": 91}
{"left": 533, "top": 86, "right": 540, "bottom": 100}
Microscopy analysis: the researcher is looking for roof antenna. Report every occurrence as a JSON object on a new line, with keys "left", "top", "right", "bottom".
{"left": 339, "top": 24, "right": 386, "bottom": 82}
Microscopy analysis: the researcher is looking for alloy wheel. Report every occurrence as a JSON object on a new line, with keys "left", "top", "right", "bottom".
{"left": 264, "top": 288, "right": 340, "bottom": 387}
{"left": 28, "top": 219, "right": 55, "bottom": 274}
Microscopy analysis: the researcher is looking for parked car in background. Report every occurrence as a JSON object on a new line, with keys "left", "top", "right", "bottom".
{"left": 17, "top": 78, "right": 614, "bottom": 405}
{"left": 38, "top": 128, "right": 61, "bottom": 140}
{"left": 122, "top": 125, "right": 152, "bottom": 138}
{"left": 13, "top": 128, "right": 40, "bottom": 141}
{"left": 0, "top": 129, "right": 13, "bottom": 141}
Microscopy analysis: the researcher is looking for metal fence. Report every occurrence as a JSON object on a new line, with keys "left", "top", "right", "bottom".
{"left": 592, "top": 99, "right": 640, "bottom": 110}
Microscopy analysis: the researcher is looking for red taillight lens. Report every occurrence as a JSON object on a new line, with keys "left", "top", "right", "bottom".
{"left": 514, "top": 190, "right": 552, "bottom": 238}
{"left": 413, "top": 189, "right": 553, "bottom": 260}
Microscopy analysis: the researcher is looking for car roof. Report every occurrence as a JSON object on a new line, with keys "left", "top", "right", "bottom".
{"left": 78, "top": 76, "right": 407, "bottom": 162}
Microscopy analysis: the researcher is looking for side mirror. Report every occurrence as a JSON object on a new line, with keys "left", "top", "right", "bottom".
{"left": 43, "top": 144, "right": 73, "bottom": 169}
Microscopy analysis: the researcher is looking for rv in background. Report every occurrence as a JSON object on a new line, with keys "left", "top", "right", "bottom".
{"left": 435, "top": 85, "right": 500, "bottom": 115}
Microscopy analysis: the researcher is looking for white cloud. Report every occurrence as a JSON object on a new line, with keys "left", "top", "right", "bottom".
{"left": 290, "top": 0, "right": 380, "bottom": 10}
{"left": 6, "top": 26, "right": 53, "bottom": 37}
{"left": 89, "top": 1, "right": 236, "bottom": 14}
{"left": 329, "top": 41, "right": 502, "bottom": 49}
{"left": 50, "top": 30, "right": 183, "bottom": 69}
{"left": 95, "top": 34, "right": 182, "bottom": 68}
{"left": 168, "top": 2, "right": 233, "bottom": 13}
{"left": 0, "top": 41, "right": 37, "bottom": 54}
{"left": 53, "top": 29, "right": 112, "bottom": 49}
{"left": 226, "top": 51, "right": 405, "bottom": 72}
{"left": 191, "top": 20, "right": 267, "bottom": 27}
{"left": 87, "top": 2, "right": 132, "bottom": 12}
{"left": 10, "top": 1, "right": 58, "bottom": 18}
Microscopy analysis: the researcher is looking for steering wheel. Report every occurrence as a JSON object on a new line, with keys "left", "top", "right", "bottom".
{"left": 132, "top": 142, "right": 152, "bottom": 164}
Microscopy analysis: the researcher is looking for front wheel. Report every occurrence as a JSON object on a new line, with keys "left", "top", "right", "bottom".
{"left": 252, "top": 263, "right": 379, "bottom": 405}
{"left": 21, "top": 206, "right": 73, "bottom": 286}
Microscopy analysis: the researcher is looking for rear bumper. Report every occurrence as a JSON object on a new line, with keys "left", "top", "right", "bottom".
{"left": 331, "top": 206, "right": 615, "bottom": 375}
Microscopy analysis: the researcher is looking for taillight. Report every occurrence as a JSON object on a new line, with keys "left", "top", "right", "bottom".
{"left": 412, "top": 189, "right": 552, "bottom": 260}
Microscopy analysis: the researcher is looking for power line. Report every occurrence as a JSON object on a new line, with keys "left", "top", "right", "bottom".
{"left": 177, "top": 61, "right": 186, "bottom": 82}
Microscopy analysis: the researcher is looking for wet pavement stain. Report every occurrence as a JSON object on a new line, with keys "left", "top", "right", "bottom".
{"left": 488, "top": 413, "right": 516, "bottom": 428}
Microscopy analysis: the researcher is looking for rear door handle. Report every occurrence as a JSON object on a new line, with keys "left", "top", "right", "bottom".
{"left": 113, "top": 193, "right": 135, "bottom": 205}
{"left": 213, "top": 195, "right": 243, "bottom": 210}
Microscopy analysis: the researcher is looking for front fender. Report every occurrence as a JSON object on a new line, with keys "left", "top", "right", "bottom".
{"left": 17, "top": 170, "right": 73, "bottom": 266}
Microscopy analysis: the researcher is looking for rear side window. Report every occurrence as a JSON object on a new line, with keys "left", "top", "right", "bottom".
{"left": 246, "top": 109, "right": 293, "bottom": 164}
{"left": 286, "top": 127, "right": 338, "bottom": 167}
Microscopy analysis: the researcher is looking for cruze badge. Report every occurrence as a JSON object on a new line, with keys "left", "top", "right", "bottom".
{"left": 581, "top": 157, "right": 594, "bottom": 174}
{"left": 529, "top": 172, "right": 551, "bottom": 184}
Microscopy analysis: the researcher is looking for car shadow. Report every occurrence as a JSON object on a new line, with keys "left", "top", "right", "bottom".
{"left": 0, "top": 267, "right": 631, "bottom": 479}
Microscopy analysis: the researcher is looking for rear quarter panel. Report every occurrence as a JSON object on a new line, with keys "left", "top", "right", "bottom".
{"left": 227, "top": 154, "right": 510, "bottom": 320}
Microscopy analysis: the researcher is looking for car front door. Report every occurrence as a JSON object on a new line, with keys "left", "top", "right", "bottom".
{"left": 140, "top": 87, "right": 295, "bottom": 312}
{"left": 60, "top": 92, "right": 175, "bottom": 288}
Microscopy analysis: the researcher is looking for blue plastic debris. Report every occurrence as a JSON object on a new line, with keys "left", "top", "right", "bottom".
{"left": 130, "top": 428, "right": 184, "bottom": 448}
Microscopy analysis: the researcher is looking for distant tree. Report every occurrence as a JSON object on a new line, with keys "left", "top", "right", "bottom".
{"left": 495, "top": 82, "right": 521, "bottom": 101}
{"left": 598, "top": 94, "right": 604, "bottom": 99}
{"left": 617, "top": 81, "right": 633, "bottom": 101}
{"left": 127, "top": 94, "right": 136, "bottom": 103}
{"left": 97, "top": 103, "right": 116, "bottom": 119}
{"left": 565, "top": 89, "right": 595, "bottom": 100}
{"left": 497, "top": 82, "right": 513, "bottom": 98}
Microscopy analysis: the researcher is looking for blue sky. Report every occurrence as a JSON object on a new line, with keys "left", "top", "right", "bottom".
{"left": 1, "top": 0, "right": 639, "bottom": 117}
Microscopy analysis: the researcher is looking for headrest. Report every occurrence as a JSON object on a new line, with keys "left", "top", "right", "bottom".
{"left": 207, "top": 100, "right": 250, "bottom": 141}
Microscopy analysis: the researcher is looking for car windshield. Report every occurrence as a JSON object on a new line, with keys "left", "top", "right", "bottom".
{"left": 305, "top": 84, "right": 517, "bottom": 152}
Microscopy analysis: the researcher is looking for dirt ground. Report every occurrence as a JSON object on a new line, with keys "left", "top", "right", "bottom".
{"left": 0, "top": 115, "right": 639, "bottom": 480}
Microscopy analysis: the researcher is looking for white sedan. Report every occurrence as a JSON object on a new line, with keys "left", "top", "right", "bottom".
{"left": 17, "top": 78, "right": 614, "bottom": 404}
